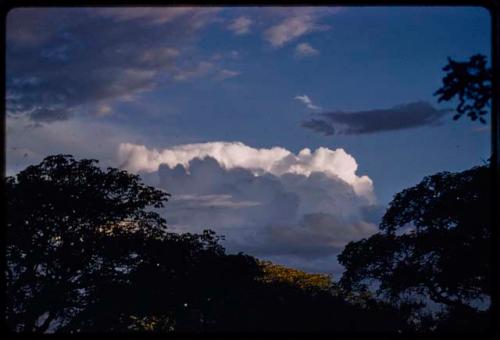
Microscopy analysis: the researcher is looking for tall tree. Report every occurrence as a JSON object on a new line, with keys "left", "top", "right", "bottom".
{"left": 338, "top": 165, "right": 492, "bottom": 329}
{"left": 5, "top": 155, "right": 170, "bottom": 332}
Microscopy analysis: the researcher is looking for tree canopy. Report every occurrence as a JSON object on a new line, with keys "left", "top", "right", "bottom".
{"left": 6, "top": 155, "right": 167, "bottom": 332}
{"left": 6, "top": 154, "right": 408, "bottom": 333}
{"left": 338, "top": 165, "right": 492, "bottom": 330}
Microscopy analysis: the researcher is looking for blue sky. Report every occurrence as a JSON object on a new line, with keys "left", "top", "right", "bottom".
{"left": 6, "top": 6, "right": 491, "bottom": 274}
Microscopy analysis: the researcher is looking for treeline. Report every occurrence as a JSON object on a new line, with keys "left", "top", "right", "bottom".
{"left": 5, "top": 154, "right": 491, "bottom": 333}
{"left": 5, "top": 155, "right": 407, "bottom": 332}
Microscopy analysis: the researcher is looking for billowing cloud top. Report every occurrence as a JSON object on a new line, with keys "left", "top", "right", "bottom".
{"left": 118, "top": 141, "right": 374, "bottom": 200}
{"left": 117, "top": 141, "right": 378, "bottom": 274}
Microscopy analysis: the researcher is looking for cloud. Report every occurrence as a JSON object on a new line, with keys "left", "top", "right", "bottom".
{"left": 302, "top": 119, "right": 335, "bottom": 135}
{"left": 215, "top": 69, "right": 241, "bottom": 81}
{"left": 6, "top": 7, "right": 341, "bottom": 123}
{"left": 6, "top": 8, "right": 221, "bottom": 123}
{"left": 228, "top": 16, "right": 252, "bottom": 35}
{"left": 116, "top": 141, "right": 377, "bottom": 274}
{"left": 210, "top": 50, "right": 240, "bottom": 61}
{"left": 172, "top": 62, "right": 240, "bottom": 82}
{"left": 301, "top": 102, "right": 451, "bottom": 135}
{"left": 295, "top": 95, "right": 322, "bottom": 111}
{"left": 295, "top": 42, "right": 319, "bottom": 57}
{"left": 173, "top": 61, "right": 215, "bottom": 81}
{"left": 117, "top": 141, "right": 374, "bottom": 199}
{"left": 265, "top": 16, "right": 321, "bottom": 47}
{"left": 94, "top": 7, "right": 220, "bottom": 27}
{"left": 263, "top": 7, "right": 336, "bottom": 47}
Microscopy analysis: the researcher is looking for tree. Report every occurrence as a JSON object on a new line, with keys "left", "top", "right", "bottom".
{"left": 5, "top": 154, "right": 170, "bottom": 332}
{"left": 6, "top": 154, "right": 411, "bottom": 333}
{"left": 434, "top": 54, "right": 492, "bottom": 123}
{"left": 338, "top": 165, "right": 491, "bottom": 329}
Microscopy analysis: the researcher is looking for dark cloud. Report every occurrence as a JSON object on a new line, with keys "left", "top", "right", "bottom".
{"left": 6, "top": 8, "right": 219, "bottom": 123}
{"left": 301, "top": 101, "right": 451, "bottom": 135}
{"left": 301, "top": 118, "right": 335, "bottom": 135}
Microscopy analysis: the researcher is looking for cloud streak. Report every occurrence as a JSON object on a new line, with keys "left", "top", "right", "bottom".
{"left": 301, "top": 102, "right": 451, "bottom": 135}
{"left": 295, "top": 95, "right": 322, "bottom": 111}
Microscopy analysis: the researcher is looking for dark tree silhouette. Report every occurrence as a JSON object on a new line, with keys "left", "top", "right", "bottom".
{"left": 5, "top": 154, "right": 172, "bottom": 331}
{"left": 338, "top": 165, "right": 491, "bottom": 330}
{"left": 6, "top": 155, "right": 410, "bottom": 333}
{"left": 434, "top": 54, "right": 492, "bottom": 123}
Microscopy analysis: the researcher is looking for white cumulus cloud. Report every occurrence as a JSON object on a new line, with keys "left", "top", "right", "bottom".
{"left": 116, "top": 141, "right": 378, "bottom": 275}
{"left": 116, "top": 141, "right": 379, "bottom": 274}
{"left": 117, "top": 141, "right": 373, "bottom": 200}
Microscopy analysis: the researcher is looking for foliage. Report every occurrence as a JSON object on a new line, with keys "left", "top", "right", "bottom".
{"left": 338, "top": 165, "right": 491, "bottom": 328}
{"left": 258, "top": 260, "right": 333, "bottom": 292}
{"left": 434, "top": 54, "right": 492, "bottom": 123}
{"left": 6, "top": 155, "right": 409, "bottom": 333}
{"left": 5, "top": 155, "right": 170, "bottom": 332}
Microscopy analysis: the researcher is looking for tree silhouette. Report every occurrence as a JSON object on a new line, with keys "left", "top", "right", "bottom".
{"left": 434, "top": 54, "right": 492, "bottom": 123}
{"left": 338, "top": 165, "right": 491, "bottom": 330}
{"left": 6, "top": 154, "right": 410, "bottom": 333}
{"left": 6, "top": 154, "right": 171, "bottom": 332}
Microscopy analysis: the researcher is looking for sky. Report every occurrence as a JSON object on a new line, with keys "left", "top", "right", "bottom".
{"left": 6, "top": 6, "right": 491, "bottom": 276}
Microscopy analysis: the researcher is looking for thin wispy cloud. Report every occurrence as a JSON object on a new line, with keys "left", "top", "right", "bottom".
{"left": 295, "top": 42, "right": 319, "bottom": 57}
{"left": 263, "top": 7, "right": 339, "bottom": 47}
{"left": 295, "top": 95, "right": 322, "bottom": 111}
{"left": 265, "top": 15, "right": 326, "bottom": 47}
{"left": 215, "top": 69, "right": 241, "bottom": 81}
{"left": 95, "top": 7, "right": 220, "bottom": 27}
{"left": 301, "top": 102, "right": 451, "bottom": 135}
{"left": 228, "top": 16, "right": 252, "bottom": 35}
{"left": 173, "top": 61, "right": 215, "bottom": 81}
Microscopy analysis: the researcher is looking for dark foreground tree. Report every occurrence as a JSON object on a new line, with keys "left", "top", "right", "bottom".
{"left": 434, "top": 54, "right": 492, "bottom": 123}
{"left": 6, "top": 155, "right": 408, "bottom": 333}
{"left": 5, "top": 155, "right": 171, "bottom": 332}
{"left": 338, "top": 165, "right": 492, "bottom": 330}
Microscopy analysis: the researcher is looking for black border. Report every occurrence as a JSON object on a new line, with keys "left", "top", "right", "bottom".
{"left": 1, "top": 1, "right": 498, "bottom": 339}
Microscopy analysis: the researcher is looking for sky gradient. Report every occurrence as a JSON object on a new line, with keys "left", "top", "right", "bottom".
{"left": 6, "top": 6, "right": 491, "bottom": 275}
